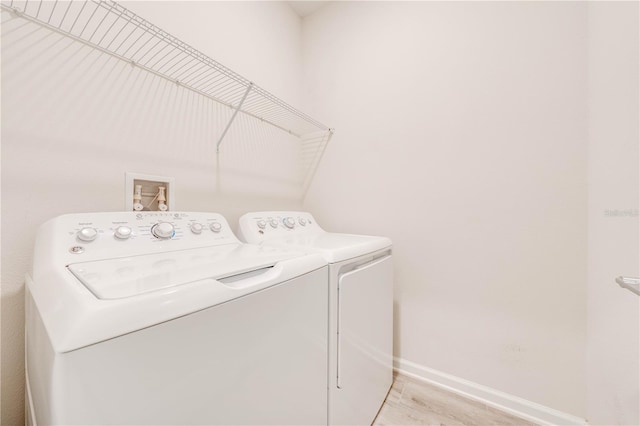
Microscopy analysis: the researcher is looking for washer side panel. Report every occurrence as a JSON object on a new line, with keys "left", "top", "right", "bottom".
{"left": 47, "top": 267, "right": 329, "bottom": 425}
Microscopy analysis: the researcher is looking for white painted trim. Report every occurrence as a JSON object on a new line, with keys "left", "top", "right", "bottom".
{"left": 394, "top": 357, "right": 588, "bottom": 426}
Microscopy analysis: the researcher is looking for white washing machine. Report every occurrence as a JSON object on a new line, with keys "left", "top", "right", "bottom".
{"left": 238, "top": 212, "right": 393, "bottom": 425}
{"left": 26, "top": 211, "right": 329, "bottom": 425}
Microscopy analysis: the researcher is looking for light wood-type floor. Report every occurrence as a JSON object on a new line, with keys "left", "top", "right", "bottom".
{"left": 373, "top": 373, "right": 538, "bottom": 426}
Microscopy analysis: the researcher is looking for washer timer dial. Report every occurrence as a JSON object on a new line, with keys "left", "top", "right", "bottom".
{"left": 151, "top": 222, "right": 175, "bottom": 239}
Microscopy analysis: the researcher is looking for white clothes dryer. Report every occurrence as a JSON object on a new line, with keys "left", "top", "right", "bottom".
{"left": 238, "top": 211, "right": 393, "bottom": 426}
{"left": 26, "top": 211, "right": 328, "bottom": 425}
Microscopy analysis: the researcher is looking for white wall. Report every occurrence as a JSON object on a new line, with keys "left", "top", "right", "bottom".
{"left": 302, "top": 1, "right": 588, "bottom": 417}
{"left": 586, "top": 2, "right": 639, "bottom": 425}
{"left": 1, "top": 2, "right": 303, "bottom": 424}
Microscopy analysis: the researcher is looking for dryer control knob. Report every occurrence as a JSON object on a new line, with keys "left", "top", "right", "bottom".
{"left": 284, "top": 217, "right": 296, "bottom": 229}
{"left": 152, "top": 222, "right": 175, "bottom": 239}
{"left": 77, "top": 227, "right": 98, "bottom": 242}
{"left": 210, "top": 222, "right": 222, "bottom": 233}
{"left": 298, "top": 218, "right": 307, "bottom": 226}
{"left": 269, "top": 219, "right": 279, "bottom": 228}
{"left": 190, "top": 223, "right": 203, "bottom": 234}
{"left": 257, "top": 220, "right": 267, "bottom": 229}
{"left": 114, "top": 226, "right": 132, "bottom": 240}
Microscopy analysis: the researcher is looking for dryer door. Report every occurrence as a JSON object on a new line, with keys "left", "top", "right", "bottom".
{"left": 335, "top": 254, "right": 393, "bottom": 425}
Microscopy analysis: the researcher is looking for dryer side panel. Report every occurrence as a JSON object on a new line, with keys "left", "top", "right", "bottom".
{"left": 333, "top": 255, "right": 394, "bottom": 425}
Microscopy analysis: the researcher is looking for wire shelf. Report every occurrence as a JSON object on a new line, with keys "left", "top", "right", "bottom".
{"left": 1, "top": 0, "right": 333, "bottom": 149}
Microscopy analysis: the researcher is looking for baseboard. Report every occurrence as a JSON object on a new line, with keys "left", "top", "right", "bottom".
{"left": 393, "top": 357, "right": 588, "bottom": 426}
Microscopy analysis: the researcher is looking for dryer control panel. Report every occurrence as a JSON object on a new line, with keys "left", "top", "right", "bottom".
{"left": 36, "top": 212, "right": 239, "bottom": 264}
{"left": 238, "top": 211, "right": 324, "bottom": 244}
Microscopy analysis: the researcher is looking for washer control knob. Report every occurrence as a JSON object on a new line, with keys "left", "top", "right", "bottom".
{"left": 269, "top": 219, "right": 279, "bottom": 228}
{"left": 114, "top": 226, "right": 132, "bottom": 240}
{"left": 77, "top": 227, "right": 98, "bottom": 242}
{"left": 210, "top": 222, "right": 222, "bottom": 233}
{"left": 257, "top": 220, "right": 267, "bottom": 229}
{"left": 298, "top": 218, "right": 307, "bottom": 226}
{"left": 190, "top": 223, "right": 203, "bottom": 234}
{"left": 284, "top": 217, "right": 296, "bottom": 229}
{"left": 151, "top": 222, "right": 175, "bottom": 239}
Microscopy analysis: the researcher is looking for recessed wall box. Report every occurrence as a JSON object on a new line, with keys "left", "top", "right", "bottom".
{"left": 125, "top": 173, "right": 175, "bottom": 212}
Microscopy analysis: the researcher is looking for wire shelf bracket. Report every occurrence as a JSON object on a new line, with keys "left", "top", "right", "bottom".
{"left": 216, "top": 82, "right": 253, "bottom": 153}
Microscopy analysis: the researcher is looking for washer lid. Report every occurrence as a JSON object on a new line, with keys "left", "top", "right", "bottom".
{"left": 68, "top": 243, "right": 299, "bottom": 300}
{"left": 260, "top": 233, "right": 391, "bottom": 263}
{"left": 30, "top": 243, "right": 327, "bottom": 353}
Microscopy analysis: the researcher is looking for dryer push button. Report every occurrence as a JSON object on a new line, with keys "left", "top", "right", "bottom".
{"left": 284, "top": 217, "right": 296, "bottom": 229}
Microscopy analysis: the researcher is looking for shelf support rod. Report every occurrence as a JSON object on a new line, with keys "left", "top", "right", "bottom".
{"left": 216, "top": 82, "right": 253, "bottom": 153}
{"left": 302, "top": 128, "right": 335, "bottom": 197}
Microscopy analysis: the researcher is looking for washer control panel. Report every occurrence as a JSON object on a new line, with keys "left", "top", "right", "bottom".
{"left": 238, "top": 211, "right": 322, "bottom": 244}
{"left": 43, "top": 212, "right": 237, "bottom": 261}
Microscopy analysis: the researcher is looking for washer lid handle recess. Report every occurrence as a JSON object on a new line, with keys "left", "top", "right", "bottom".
{"left": 67, "top": 246, "right": 290, "bottom": 299}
